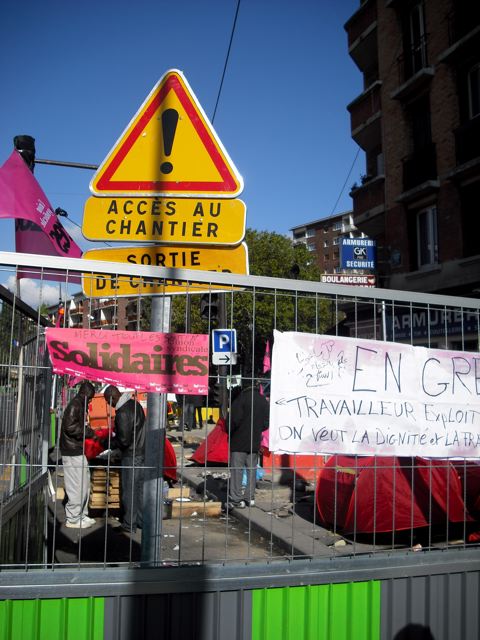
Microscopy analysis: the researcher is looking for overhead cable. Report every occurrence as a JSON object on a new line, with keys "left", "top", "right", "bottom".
{"left": 211, "top": 0, "right": 241, "bottom": 124}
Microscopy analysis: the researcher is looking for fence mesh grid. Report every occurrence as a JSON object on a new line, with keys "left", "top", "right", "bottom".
{"left": 0, "top": 257, "right": 479, "bottom": 570}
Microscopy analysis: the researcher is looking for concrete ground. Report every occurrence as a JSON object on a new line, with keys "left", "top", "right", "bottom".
{"left": 48, "top": 423, "right": 287, "bottom": 566}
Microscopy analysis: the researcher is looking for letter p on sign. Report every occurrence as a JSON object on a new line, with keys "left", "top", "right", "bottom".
{"left": 212, "top": 329, "right": 237, "bottom": 353}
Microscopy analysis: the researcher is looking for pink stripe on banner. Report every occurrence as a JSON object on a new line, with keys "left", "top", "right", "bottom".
{"left": 46, "top": 328, "right": 209, "bottom": 395}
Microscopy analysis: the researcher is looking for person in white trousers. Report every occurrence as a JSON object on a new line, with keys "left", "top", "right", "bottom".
{"left": 59, "top": 381, "right": 97, "bottom": 529}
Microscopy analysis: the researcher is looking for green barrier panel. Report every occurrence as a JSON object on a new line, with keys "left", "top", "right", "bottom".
{"left": 19, "top": 453, "right": 27, "bottom": 487}
{"left": 0, "top": 597, "right": 104, "bottom": 640}
{"left": 252, "top": 581, "right": 380, "bottom": 640}
{"left": 51, "top": 411, "right": 56, "bottom": 449}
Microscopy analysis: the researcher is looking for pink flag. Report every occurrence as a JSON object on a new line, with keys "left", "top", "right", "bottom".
{"left": 0, "top": 150, "right": 82, "bottom": 259}
{"left": 263, "top": 340, "right": 271, "bottom": 373}
{"left": 15, "top": 219, "right": 82, "bottom": 283}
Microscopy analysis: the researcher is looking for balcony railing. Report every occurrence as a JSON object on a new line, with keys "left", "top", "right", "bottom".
{"left": 455, "top": 118, "right": 480, "bottom": 166}
{"left": 348, "top": 82, "right": 382, "bottom": 132}
{"left": 345, "top": 0, "right": 377, "bottom": 48}
{"left": 402, "top": 143, "right": 437, "bottom": 192}
{"left": 351, "top": 174, "right": 385, "bottom": 217}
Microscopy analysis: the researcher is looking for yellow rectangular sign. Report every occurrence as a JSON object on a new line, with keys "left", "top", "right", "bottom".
{"left": 82, "top": 243, "right": 249, "bottom": 297}
{"left": 82, "top": 197, "right": 246, "bottom": 245}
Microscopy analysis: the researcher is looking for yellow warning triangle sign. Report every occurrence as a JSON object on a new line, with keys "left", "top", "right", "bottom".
{"left": 90, "top": 69, "right": 243, "bottom": 198}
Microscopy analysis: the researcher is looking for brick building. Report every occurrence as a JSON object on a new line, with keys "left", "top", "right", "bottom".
{"left": 291, "top": 210, "right": 365, "bottom": 274}
{"left": 48, "top": 293, "right": 142, "bottom": 331}
{"left": 345, "top": 0, "right": 480, "bottom": 297}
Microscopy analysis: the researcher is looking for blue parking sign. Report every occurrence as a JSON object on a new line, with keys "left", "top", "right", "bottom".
{"left": 212, "top": 329, "right": 237, "bottom": 365}
{"left": 212, "top": 329, "right": 237, "bottom": 353}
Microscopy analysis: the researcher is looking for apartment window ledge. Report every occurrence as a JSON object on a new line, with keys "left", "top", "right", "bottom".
{"left": 438, "top": 25, "right": 480, "bottom": 63}
{"left": 405, "top": 265, "right": 442, "bottom": 281}
{"left": 396, "top": 180, "right": 440, "bottom": 204}
{"left": 458, "top": 254, "right": 480, "bottom": 269}
{"left": 444, "top": 156, "right": 480, "bottom": 182}
{"left": 391, "top": 67, "right": 435, "bottom": 101}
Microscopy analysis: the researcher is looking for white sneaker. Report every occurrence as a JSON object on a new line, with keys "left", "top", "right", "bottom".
{"left": 83, "top": 516, "right": 96, "bottom": 525}
{"left": 246, "top": 500, "right": 255, "bottom": 507}
{"left": 65, "top": 517, "right": 95, "bottom": 529}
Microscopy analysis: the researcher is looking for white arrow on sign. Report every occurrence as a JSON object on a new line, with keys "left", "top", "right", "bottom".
{"left": 212, "top": 352, "right": 238, "bottom": 366}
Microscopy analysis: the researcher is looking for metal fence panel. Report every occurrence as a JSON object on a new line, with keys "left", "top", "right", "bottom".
{"left": 0, "top": 253, "right": 478, "bottom": 575}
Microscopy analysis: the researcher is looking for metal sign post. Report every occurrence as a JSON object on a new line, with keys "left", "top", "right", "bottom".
{"left": 141, "top": 295, "right": 171, "bottom": 566}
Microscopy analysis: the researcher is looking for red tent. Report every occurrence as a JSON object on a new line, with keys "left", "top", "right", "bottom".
{"left": 164, "top": 437, "right": 177, "bottom": 482}
{"left": 190, "top": 418, "right": 229, "bottom": 465}
{"left": 452, "top": 461, "right": 480, "bottom": 518}
{"left": 316, "top": 455, "right": 471, "bottom": 534}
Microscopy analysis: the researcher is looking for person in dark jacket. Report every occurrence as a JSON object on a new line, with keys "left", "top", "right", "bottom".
{"left": 104, "top": 385, "right": 146, "bottom": 533}
{"left": 227, "top": 380, "right": 269, "bottom": 509}
{"left": 60, "top": 380, "right": 97, "bottom": 529}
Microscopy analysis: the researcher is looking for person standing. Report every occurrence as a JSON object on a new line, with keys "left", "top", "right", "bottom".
{"left": 177, "top": 394, "right": 203, "bottom": 431}
{"left": 227, "top": 379, "right": 269, "bottom": 509}
{"left": 103, "top": 385, "right": 146, "bottom": 533}
{"left": 192, "top": 394, "right": 204, "bottom": 430}
{"left": 60, "top": 380, "right": 97, "bottom": 529}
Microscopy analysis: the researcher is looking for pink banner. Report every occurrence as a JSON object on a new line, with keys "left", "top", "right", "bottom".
{"left": 0, "top": 150, "right": 82, "bottom": 259}
{"left": 46, "top": 328, "right": 209, "bottom": 395}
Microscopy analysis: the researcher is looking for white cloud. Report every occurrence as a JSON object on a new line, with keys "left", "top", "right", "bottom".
{"left": 4, "top": 275, "right": 61, "bottom": 308}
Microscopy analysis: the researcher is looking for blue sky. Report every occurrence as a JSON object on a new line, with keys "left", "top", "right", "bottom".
{"left": 0, "top": 0, "right": 362, "bottom": 303}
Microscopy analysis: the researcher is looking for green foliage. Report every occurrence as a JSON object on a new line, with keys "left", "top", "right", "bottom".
{"left": 245, "top": 228, "right": 319, "bottom": 280}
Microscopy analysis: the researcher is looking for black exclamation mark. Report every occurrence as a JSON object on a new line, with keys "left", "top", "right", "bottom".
{"left": 160, "top": 109, "right": 179, "bottom": 174}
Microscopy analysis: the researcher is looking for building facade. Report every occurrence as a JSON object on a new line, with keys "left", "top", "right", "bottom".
{"left": 47, "top": 293, "right": 143, "bottom": 331}
{"left": 345, "top": 0, "right": 480, "bottom": 296}
{"left": 291, "top": 210, "right": 361, "bottom": 274}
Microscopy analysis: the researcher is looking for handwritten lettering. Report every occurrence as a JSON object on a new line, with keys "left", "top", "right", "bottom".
{"left": 270, "top": 332, "right": 480, "bottom": 458}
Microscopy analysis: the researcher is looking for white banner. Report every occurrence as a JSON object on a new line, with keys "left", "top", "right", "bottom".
{"left": 270, "top": 331, "right": 480, "bottom": 458}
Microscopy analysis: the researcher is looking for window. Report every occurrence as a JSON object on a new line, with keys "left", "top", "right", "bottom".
{"left": 333, "top": 221, "right": 342, "bottom": 231}
{"left": 408, "top": 2, "right": 427, "bottom": 74}
{"left": 333, "top": 237, "right": 340, "bottom": 246}
{"left": 305, "top": 229, "right": 315, "bottom": 238}
{"left": 417, "top": 206, "right": 438, "bottom": 267}
{"left": 376, "top": 152, "right": 384, "bottom": 175}
{"left": 468, "top": 63, "right": 480, "bottom": 119}
{"left": 324, "top": 240, "right": 329, "bottom": 248}
{"left": 410, "top": 95, "right": 432, "bottom": 151}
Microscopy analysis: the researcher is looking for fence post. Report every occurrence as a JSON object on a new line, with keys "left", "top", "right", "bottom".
{"left": 141, "top": 295, "right": 170, "bottom": 565}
